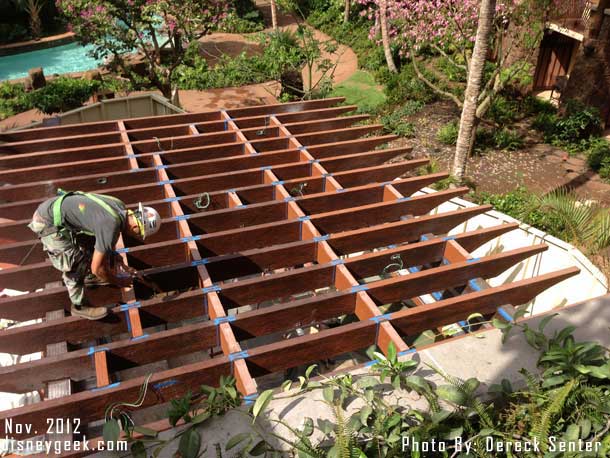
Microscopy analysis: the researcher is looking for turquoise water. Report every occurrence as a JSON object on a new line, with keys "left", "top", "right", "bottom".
{"left": 0, "top": 42, "right": 104, "bottom": 81}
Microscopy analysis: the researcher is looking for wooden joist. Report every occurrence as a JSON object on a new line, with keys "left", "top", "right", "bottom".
{"left": 0, "top": 98, "right": 579, "bottom": 449}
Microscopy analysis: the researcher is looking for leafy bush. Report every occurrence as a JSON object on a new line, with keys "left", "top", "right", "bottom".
{"left": 584, "top": 137, "right": 610, "bottom": 182}
{"left": 384, "top": 65, "right": 438, "bottom": 105}
{"left": 27, "top": 77, "right": 100, "bottom": 114}
{"left": 533, "top": 100, "right": 602, "bottom": 151}
{"left": 437, "top": 120, "right": 459, "bottom": 145}
{"left": 435, "top": 56, "right": 467, "bottom": 83}
{"left": 380, "top": 101, "right": 423, "bottom": 137}
{"left": 0, "top": 82, "right": 33, "bottom": 120}
{"left": 521, "top": 94, "right": 557, "bottom": 116}
{"left": 0, "top": 23, "right": 29, "bottom": 44}
{"left": 487, "top": 95, "right": 519, "bottom": 125}
{"left": 216, "top": 10, "right": 264, "bottom": 33}
{"left": 491, "top": 128, "right": 524, "bottom": 151}
{"left": 176, "top": 31, "right": 305, "bottom": 91}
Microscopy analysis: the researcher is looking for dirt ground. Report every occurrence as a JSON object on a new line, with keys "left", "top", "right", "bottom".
{"left": 388, "top": 100, "right": 610, "bottom": 204}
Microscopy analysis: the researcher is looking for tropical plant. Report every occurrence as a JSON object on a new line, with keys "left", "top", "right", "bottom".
{"left": 12, "top": 0, "right": 44, "bottom": 39}
{"left": 56, "top": 0, "right": 229, "bottom": 99}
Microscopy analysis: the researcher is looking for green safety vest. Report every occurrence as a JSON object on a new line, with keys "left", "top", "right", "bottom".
{"left": 52, "top": 189, "right": 124, "bottom": 236}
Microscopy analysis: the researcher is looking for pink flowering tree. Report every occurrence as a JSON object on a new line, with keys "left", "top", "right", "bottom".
{"left": 56, "top": 0, "right": 229, "bottom": 99}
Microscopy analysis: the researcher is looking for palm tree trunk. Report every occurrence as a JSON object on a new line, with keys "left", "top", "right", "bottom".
{"left": 344, "top": 0, "right": 350, "bottom": 23}
{"left": 452, "top": 0, "right": 496, "bottom": 183}
{"left": 270, "top": 0, "right": 278, "bottom": 30}
{"left": 379, "top": 0, "right": 397, "bottom": 73}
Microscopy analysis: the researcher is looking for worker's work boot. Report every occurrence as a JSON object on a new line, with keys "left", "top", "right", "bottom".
{"left": 70, "top": 304, "right": 108, "bottom": 320}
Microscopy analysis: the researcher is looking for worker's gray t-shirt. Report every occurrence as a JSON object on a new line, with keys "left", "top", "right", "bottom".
{"left": 37, "top": 194, "right": 127, "bottom": 253}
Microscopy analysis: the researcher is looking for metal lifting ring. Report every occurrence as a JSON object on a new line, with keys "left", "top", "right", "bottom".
{"left": 194, "top": 192, "right": 211, "bottom": 210}
{"left": 381, "top": 253, "right": 404, "bottom": 278}
{"left": 290, "top": 182, "right": 308, "bottom": 197}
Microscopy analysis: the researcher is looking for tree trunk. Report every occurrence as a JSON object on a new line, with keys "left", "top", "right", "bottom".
{"left": 344, "top": 0, "right": 350, "bottom": 23}
{"left": 270, "top": 0, "right": 278, "bottom": 30}
{"left": 452, "top": 0, "right": 496, "bottom": 183}
{"left": 379, "top": 0, "right": 397, "bottom": 73}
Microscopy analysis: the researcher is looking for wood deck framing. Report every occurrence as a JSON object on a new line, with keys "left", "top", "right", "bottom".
{"left": 0, "top": 98, "right": 579, "bottom": 451}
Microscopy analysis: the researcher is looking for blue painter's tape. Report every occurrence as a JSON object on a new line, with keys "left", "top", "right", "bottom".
{"left": 350, "top": 284, "right": 368, "bottom": 293}
{"left": 174, "top": 214, "right": 191, "bottom": 221}
{"left": 398, "top": 348, "right": 417, "bottom": 356}
{"left": 243, "top": 393, "right": 258, "bottom": 405}
{"left": 308, "top": 159, "right": 320, "bottom": 164}
{"left": 364, "top": 359, "right": 378, "bottom": 367}
{"left": 91, "top": 382, "right": 120, "bottom": 392}
{"left": 369, "top": 313, "right": 392, "bottom": 324}
{"left": 115, "top": 247, "right": 129, "bottom": 254}
{"left": 260, "top": 165, "right": 272, "bottom": 171}
{"left": 191, "top": 258, "right": 209, "bottom": 267}
{"left": 387, "top": 244, "right": 397, "bottom": 249}
{"left": 323, "top": 173, "right": 333, "bottom": 177}
{"left": 297, "top": 146, "right": 307, "bottom": 151}
{"left": 88, "top": 346, "right": 110, "bottom": 355}
{"left": 163, "top": 196, "right": 181, "bottom": 202}
{"left": 272, "top": 180, "right": 285, "bottom": 185}
{"left": 314, "top": 235, "right": 330, "bottom": 242}
{"left": 229, "top": 350, "right": 249, "bottom": 362}
{"left": 153, "top": 379, "right": 178, "bottom": 390}
{"left": 336, "top": 188, "right": 346, "bottom": 193}
{"left": 131, "top": 333, "right": 149, "bottom": 341}
{"left": 432, "top": 291, "right": 443, "bottom": 301}
{"left": 467, "top": 257, "right": 481, "bottom": 263}
{"left": 129, "top": 168, "right": 141, "bottom": 173}
{"left": 420, "top": 234, "right": 429, "bottom": 241}
{"left": 330, "top": 259, "right": 344, "bottom": 265}
{"left": 298, "top": 215, "right": 310, "bottom": 222}
{"left": 442, "top": 235, "right": 456, "bottom": 241}
{"left": 120, "top": 301, "right": 141, "bottom": 312}
{"left": 158, "top": 179, "right": 175, "bottom": 185}
{"left": 126, "top": 154, "right": 138, "bottom": 159}
{"left": 223, "top": 120, "right": 228, "bottom": 131}
{"left": 202, "top": 285, "right": 221, "bottom": 294}
{"left": 380, "top": 181, "right": 392, "bottom": 187}
{"left": 214, "top": 315, "right": 236, "bottom": 325}
{"left": 468, "top": 279, "right": 482, "bottom": 292}
{"left": 250, "top": 151, "right": 259, "bottom": 155}
{"left": 398, "top": 197, "right": 411, "bottom": 202}
{"left": 227, "top": 188, "right": 236, "bottom": 193}
{"left": 181, "top": 235, "right": 201, "bottom": 243}
{"left": 284, "top": 196, "right": 295, "bottom": 202}
{"left": 498, "top": 307, "right": 513, "bottom": 322}
{"left": 236, "top": 204, "right": 247, "bottom": 209}
{"left": 155, "top": 164, "right": 169, "bottom": 170}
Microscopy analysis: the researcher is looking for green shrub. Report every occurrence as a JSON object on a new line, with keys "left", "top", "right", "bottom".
{"left": 492, "top": 128, "right": 524, "bottom": 151}
{"left": 380, "top": 100, "right": 424, "bottom": 137}
{"left": 176, "top": 31, "right": 305, "bottom": 91}
{"left": 384, "top": 65, "right": 438, "bottom": 105}
{"left": 0, "top": 23, "right": 29, "bottom": 44}
{"left": 521, "top": 94, "right": 556, "bottom": 116}
{"left": 435, "top": 56, "right": 467, "bottom": 83}
{"left": 217, "top": 10, "right": 264, "bottom": 33}
{"left": 487, "top": 95, "right": 519, "bottom": 125}
{"left": 585, "top": 137, "right": 610, "bottom": 170}
{"left": 533, "top": 100, "right": 602, "bottom": 151}
{"left": 437, "top": 120, "right": 459, "bottom": 145}
{"left": 27, "top": 77, "right": 100, "bottom": 114}
{"left": 0, "top": 82, "right": 33, "bottom": 119}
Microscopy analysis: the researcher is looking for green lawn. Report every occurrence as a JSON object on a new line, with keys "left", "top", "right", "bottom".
{"left": 330, "top": 70, "right": 386, "bottom": 112}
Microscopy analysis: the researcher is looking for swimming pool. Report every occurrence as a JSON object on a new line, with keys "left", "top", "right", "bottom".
{"left": 0, "top": 41, "right": 104, "bottom": 81}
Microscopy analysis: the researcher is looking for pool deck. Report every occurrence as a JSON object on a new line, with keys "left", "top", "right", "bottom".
{"left": 0, "top": 32, "right": 75, "bottom": 57}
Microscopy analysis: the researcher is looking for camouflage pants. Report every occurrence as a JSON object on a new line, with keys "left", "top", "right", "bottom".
{"left": 28, "top": 217, "right": 91, "bottom": 307}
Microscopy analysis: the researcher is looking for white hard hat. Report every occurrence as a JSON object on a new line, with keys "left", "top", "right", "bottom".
{"left": 136, "top": 202, "right": 161, "bottom": 240}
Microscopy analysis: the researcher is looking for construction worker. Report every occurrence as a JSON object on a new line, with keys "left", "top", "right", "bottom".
{"left": 28, "top": 190, "right": 161, "bottom": 320}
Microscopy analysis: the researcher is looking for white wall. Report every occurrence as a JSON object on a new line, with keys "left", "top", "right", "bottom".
{"left": 418, "top": 187, "right": 608, "bottom": 315}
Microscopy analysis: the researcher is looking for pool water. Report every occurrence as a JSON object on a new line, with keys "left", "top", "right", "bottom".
{"left": 0, "top": 42, "right": 104, "bottom": 81}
